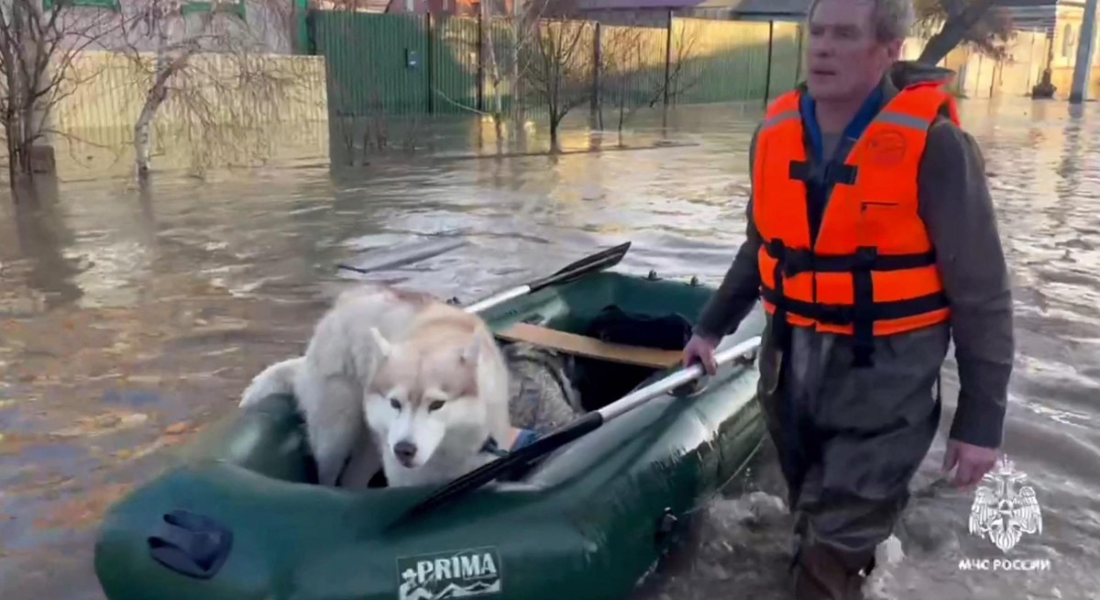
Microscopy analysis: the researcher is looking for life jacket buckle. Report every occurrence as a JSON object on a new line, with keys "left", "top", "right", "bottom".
{"left": 766, "top": 239, "right": 787, "bottom": 260}
{"left": 854, "top": 246, "right": 878, "bottom": 269}
{"left": 783, "top": 249, "right": 814, "bottom": 277}
{"left": 767, "top": 239, "right": 814, "bottom": 278}
{"left": 816, "top": 305, "right": 855, "bottom": 326}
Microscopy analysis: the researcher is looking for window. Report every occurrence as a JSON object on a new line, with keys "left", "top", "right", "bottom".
{"left": 1062, "top": 23, "right": 1076, "bottom": 58}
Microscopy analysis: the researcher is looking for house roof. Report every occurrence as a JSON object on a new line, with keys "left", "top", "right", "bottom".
{"left": 699, "top": 0, "right": 809, "bottom": 14}
{"left": 574, "top": 0, "right": 809, "bottom": 13}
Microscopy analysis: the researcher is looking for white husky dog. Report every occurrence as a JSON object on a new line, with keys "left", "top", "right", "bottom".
{"left": 239, "top": 283, "right": 512, "bottom": 489}
{"left": 364, "top": 302, "right": 512, "bottom": 487}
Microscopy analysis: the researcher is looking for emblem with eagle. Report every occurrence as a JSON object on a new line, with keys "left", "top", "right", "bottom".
{"left": 968, "top": 456, "right": 1043, "bottom": 553}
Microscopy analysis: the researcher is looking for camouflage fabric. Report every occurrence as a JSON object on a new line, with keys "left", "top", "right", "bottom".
{"left": 501, "top": 342, "right": 585, "bottom": 433}
{"left": 757, "top": 315, "right": 946, "bottom": 599}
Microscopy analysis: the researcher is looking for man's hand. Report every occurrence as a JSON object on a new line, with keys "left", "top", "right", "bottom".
{"left": 682, "top": 333, "right": 719, "bottom": 375}
{"left": 942, "top": 438, "right": 999, "bottom": 490}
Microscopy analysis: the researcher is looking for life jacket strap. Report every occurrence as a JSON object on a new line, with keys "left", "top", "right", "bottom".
{"left": 762, "top": 238, "right": 948, "bottom": 367}
{"left": 764, "top": 240, "right": 938, "bottom": 278}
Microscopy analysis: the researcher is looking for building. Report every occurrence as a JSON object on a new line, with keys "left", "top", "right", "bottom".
{"left": 572, "top": 0, "right": 809, "bottom": 26}
{"left": 313, "top": 0, "right": 508, "bottom": 15}
{"left": 997, "top": 0, "right": 1100, "bottom": 97}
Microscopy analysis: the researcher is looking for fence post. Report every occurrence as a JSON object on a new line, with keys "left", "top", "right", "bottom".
{"left": 663, "top": 10, "right": 673, "bottom": 108}
{"left": 477, "top": 10, "right": 485, "bottom": 112}
{"left": 795, "top": 23, "right": 804, "bottom": 85}
{"left": 426, "top": 13, "right": 435, "bottom": 114}
{"left": 296, "top": 0, "right": 311, "bottom": 54}
{"left": 591, "top": 22, "right": 602, "bottom": 121}
{"left": 764, "top": 20, "right": 774, "bottom": 105}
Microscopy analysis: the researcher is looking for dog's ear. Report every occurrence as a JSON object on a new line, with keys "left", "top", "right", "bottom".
{"left": 460, "top": 334, "right": 483, "bottom": 365}
{"left": 370, "top": 327, "right": 393, "bottom": 358}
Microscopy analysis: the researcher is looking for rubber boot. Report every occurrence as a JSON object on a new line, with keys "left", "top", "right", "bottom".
{"left": 790, "top": 545, "right": 872, "bottom": 600}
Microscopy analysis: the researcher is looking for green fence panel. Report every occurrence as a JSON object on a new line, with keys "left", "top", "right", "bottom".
{"left": 309, "top": 10, "right": 803, "bottom": 122}
{"left": 431, "top": 16, "right": 481, "bottom": 115}
{"left": 671, "top": 18, "right": 772, "bottom": 105}
{"left": 767, "top": 22, "right": 803, "bottom": 102}
{"left": 312, "top": 11, "right": 430, "bottom": 117}
{"left": 598, "top": 24, "right": 669, "bottom": 117}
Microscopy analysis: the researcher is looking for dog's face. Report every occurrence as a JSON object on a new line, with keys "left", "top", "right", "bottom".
{"left": 364, "top": 327, "right": 491, "bottom": 470}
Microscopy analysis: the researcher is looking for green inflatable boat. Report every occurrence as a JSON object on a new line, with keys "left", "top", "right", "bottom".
{"left": 93, "top": 242, "right": 768, "bottom": 600}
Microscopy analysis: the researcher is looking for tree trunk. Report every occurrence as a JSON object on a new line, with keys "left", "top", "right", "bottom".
{"left": 5, "top": 0, "right": 38, "bottom": 184}
{"left": 918, "top": 0, "right": 997, "bottom": 66}
{"left": 133, "top": 93, "right": 164, "bottom": 177}
{"left": 7, "top": 129, "right": 21, "bottom": 186}
{"left": 134, "top": 17, "right": 184, "bottom": 179}
{"left": 617, "top": 89, "right": 625, "bottom": 138}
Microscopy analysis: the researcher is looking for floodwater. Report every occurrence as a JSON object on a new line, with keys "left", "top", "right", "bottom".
{"left": 1, "top": 99, "right": 1098, "bottom": 600}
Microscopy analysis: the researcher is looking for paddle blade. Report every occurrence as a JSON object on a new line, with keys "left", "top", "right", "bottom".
{"left": 460, "top": 241, "right": 632, "bottom": 314}
{"left": 528, "top": 241, "right": 631, "bottom": 291}
{"left": 337, "top": 237, "right": 467, "bottom": 274}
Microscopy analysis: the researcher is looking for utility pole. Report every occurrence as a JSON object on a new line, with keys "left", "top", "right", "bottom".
{"left": 1070, "top": 0, "right": 1099, "bottom": 103}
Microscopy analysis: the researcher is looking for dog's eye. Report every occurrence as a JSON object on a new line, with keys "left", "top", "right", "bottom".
{"left": 389, "top": 398, "right": 401, "bottom": 411}
{"left": 428, "top": 400, "right": 446, "bottom": 412}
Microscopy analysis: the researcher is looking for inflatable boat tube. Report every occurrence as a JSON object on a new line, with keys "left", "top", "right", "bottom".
{"left": 93, "top": 269, "right": 768, "bottom": 600}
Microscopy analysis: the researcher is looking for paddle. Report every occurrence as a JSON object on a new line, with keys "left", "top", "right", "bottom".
{"left": 462, "top": 241, "right": 632, "bottom": 313}
{"left": 336, "top": 238, "right": 630, "bottom": 310}
{"left": 389, "top": 335, "right": 763, "bottom": 526}
{"left": 336, "top": 235, "right": 468, "bottom": 275}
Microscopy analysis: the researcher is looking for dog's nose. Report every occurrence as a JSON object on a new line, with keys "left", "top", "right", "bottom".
{"left": 394, "top": 440, "right": 417, "bottom": 462}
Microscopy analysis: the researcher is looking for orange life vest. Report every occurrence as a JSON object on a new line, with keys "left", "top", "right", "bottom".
{"left": 752, "top": 81, "right": 956, "bottom": 366}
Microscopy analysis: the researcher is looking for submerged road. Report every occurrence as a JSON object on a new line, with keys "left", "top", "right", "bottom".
{"left": 0, "top": 100, "right": 1097, "bottom": 600}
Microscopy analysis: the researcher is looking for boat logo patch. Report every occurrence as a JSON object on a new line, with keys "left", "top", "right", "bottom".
{"left": 397, "top": 546, "right": 502, "bottom": 600}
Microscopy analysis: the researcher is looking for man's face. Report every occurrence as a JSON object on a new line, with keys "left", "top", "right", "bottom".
{"left": 806, "top": 0, "right": 902, "bottom": 102}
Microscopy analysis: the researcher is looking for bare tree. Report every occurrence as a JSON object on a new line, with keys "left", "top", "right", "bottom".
{"left": 915, "top": 0, "right": 1011, "bottom": 65}
{"left": 118, "top": 0, "right": 313, "bottom": 178}
{"left": 521, "top": 13, "right": 595, "bottom": 150}
{"left": 473, "top": 0, "right": 562, "bottom": 144}
{"left": 597, "top": 21, "right": 698, "bottom": 144}
{"left": 0, "top": 0, "right": 127, "bottom": 188}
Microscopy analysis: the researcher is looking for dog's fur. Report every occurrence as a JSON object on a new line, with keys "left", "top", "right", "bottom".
{"left": 239, "top": 284, "right": 510, "bottom": 489}
{"left": 363, "top": 302, "right": 512, "bottom": 487}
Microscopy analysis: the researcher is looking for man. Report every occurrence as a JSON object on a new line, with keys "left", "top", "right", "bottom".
{"left": 681, "top": 0, "right": 1014, "bottom": 598}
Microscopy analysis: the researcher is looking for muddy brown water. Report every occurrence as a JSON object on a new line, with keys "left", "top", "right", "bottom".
{"left": 0, "top": 100, "right": 1097, "bottom": 600}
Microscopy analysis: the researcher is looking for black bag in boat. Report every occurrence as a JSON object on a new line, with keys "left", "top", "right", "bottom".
{"left": 573, "top": 305, "right": 694, "bottom": 409}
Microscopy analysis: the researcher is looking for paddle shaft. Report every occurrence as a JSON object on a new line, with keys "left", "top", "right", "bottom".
{"left": 463, "top": 286, "right": 530, "bottom": 314}
{"left": 598, "top": 335, "right": 762, "bottom": 422}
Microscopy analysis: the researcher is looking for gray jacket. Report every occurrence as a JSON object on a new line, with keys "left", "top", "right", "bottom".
{"left": 695, "top": 62, "right": 1014, "bottom": 449}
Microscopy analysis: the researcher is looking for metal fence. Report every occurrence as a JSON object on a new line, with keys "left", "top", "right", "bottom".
{"left": 307, "top": 11, "right": 805, "bottom": 124}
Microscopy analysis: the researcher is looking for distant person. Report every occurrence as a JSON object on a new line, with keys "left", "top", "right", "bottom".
{"left": 681, "top": 0, "right": 1014, "bottom": 598}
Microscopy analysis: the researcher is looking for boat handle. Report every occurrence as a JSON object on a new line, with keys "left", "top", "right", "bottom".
{"left": 147, "top": 509, "right": 234, "bottom": 580}
{"left": 673, "top": 336, "right": 761, "bottom": 398}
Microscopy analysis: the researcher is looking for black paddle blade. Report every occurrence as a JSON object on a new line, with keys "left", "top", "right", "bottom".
{"left": 337, "top": 237, "right": 468, "bottom": 275}
{"left": 388, "top": 412, "right": 604, "bottom": 529}
{"left": 528, "top": 241, "right": 631, "bottom": 292}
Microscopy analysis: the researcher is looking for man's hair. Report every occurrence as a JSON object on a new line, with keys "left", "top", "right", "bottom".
{"left": 807, "top": 0, "right": 915, "bottom": 44}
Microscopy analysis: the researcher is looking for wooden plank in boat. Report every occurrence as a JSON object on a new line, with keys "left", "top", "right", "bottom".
{"left": 495, "top": 322, "right": 682, "bottom": 369}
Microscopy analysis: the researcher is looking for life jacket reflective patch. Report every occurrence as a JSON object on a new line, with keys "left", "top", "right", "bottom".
{"left": 752, "top": 83, "right": 955, "bottom": 366}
